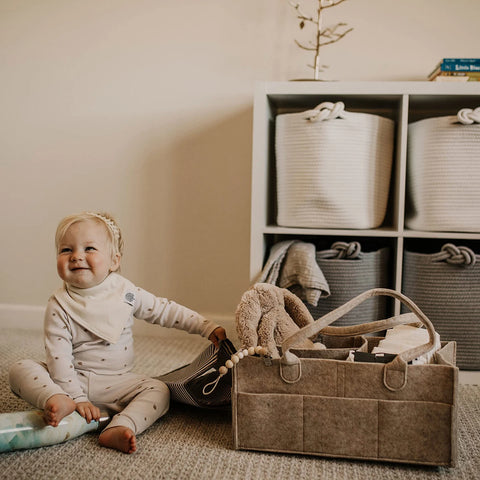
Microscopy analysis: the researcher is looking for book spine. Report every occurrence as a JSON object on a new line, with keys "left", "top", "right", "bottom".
{"left": 434, "top": 71, "right": 480, "bottom": 77}
{"left": 429, "top": 59, "right": 480, "bottom": 78}
{"left": 432, "top": 76, "right": 479, "bottom": 82}
{"left": 439, "top": 63, "right": 480, "bottom": 72}
{"left": 441, "top": 58, "right": 480, "bottom": 65}
{"left": 430, "top": 73, "right": 480, "bottom": 82}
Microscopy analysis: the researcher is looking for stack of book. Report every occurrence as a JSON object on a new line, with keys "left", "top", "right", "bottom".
{"left": 428, "top": 58, "right": 480, "bottom": 82}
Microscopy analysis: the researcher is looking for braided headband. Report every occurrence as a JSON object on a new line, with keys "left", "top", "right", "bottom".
{"left": 86, "top": 212, "right": 121, "bottom": 246}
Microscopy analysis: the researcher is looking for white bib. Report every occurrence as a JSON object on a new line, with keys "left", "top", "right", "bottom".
{"left": 53, "top": 273, "right": 136, "bottom": 344}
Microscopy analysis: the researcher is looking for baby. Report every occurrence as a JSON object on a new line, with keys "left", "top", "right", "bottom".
{"left": 9, "top": 212, "right": 226, "bottom": 454}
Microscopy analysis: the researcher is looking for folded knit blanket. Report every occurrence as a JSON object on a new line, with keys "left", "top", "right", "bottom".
{"left": 258, "top": 240, "right": 330, "bottom": 306}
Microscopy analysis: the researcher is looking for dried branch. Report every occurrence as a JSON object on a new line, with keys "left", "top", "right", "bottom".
{"left": 288, "top": 0, "right": 354, "bottom": 79}
{"left": 307, "top": 63, "right": 329, "bottom": 70}
{"left": 295, "top": 24, "right": 353, "bottom": 50}
{"left": 320, "top": 23, "right": 349, "bottom": 39}
{"left": 288, "top": 1, "right": 313, "bottom": 22}
{"left": 319, "top": 26, "right": 354, "bottom": 47}
{"left": 321, "top": 0, "right": 350, "bottom": 9}
{"left": 295, "top": 39, "right": 316, "bottom": 51}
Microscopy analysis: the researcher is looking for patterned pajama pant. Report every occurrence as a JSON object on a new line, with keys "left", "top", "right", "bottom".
{"left": 9, "top": 359, "right": 170, "bottom": 435}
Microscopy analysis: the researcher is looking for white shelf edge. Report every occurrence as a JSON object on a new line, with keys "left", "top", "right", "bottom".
{"left": 403, "top": 230, "right": 480, "bottom": 240}
{"left": 262, "top": 226, "right": 480, "bottom": 240}
{"left": 262, "top": 226, "right": 400, "bottom": 238}
{"left": 260, "top": 80, "right": 480, "bottom": 96}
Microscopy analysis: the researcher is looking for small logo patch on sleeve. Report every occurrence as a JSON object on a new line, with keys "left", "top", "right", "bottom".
{"left": 124, "top": 292, "right": 135, "bottom": 306}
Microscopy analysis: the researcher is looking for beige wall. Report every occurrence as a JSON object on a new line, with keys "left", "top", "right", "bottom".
{"left": 1, "top": 0, "right": 479, "bottom": 320}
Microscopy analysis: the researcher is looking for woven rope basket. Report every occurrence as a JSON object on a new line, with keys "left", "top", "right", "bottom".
{"left": 406, "top": 107, "right": 480, "bottom": 232}
{"left": 402, "top": 243, "right": 480, "bottom": 370}
{"left": 304, "top": 242, "right": 391, "bottom": 326}
{"left": 275, "top": 102, "right": 394, "bottom": 228}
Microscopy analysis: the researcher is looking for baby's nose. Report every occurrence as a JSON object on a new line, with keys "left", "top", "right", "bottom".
{"left": 70, "top": 251, "right": 84, "bottom": 261}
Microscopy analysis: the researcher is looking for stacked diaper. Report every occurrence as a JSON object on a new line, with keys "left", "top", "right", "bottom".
{"left": 372, "top": 324, "right": 441, "bottom": 365}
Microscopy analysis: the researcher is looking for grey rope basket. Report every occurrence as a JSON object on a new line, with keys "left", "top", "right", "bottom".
{"left": 304, "top": 242, "right": 392, "bottom": 326}
{"left": 402, "top": 243, "right": 480, "bottom": 370}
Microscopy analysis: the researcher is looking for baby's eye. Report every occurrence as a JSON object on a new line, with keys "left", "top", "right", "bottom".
{"left": 59, "top": 248, "right": 71, "bottom": 254}
{"left": 85, "top": 246, "right": 97, "bottom": 251}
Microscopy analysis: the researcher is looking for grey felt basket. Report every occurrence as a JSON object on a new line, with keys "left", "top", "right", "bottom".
{"left": 402, "top": 243, "right": 480, "bottom": 370}
{"left": 233, "top": 289, "right": 458, "bottom": 467}
{"left": 305, "top": 242, "right": 392, "bottom": 325}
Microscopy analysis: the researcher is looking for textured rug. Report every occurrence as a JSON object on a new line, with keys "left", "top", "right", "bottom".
{"left": 1, "top": 328, "right": 479, "bottom": 480}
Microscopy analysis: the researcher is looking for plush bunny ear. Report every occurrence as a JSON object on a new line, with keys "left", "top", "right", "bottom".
{"left": 235, "top": 284, "right": 319, "bottom": 358}
{"left": 282, "top": 288, "right": 315, "bottom": 328}
{"left": 235, "top": 287, "right": 262, "bottom": 349}
{"left": 256, "top": 309, "right": 282, "bottom": 359}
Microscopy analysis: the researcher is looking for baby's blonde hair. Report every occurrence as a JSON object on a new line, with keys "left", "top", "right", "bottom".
{"left": 55, "top": 212, "right": 124, "bottom": 261}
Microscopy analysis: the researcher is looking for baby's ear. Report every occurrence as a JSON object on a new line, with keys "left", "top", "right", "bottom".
{"left": 110, "top": 253, "right": 121, "bottom": 272}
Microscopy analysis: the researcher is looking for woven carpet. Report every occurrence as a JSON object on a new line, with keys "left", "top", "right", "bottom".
{"left": 1, "top": 328, "right": 479, "bottom": 480}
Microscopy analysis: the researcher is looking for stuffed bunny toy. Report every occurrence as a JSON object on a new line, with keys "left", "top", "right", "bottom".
{"left": 235, "top": 283, "right": 324, "bottom": 358}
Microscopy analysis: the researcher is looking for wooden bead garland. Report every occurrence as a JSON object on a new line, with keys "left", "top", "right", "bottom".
{"left": 218, "top": 346, "right": 268, "bottom": 376}
{"left": 203, "top": 345, "right": 269, "bottom": 395}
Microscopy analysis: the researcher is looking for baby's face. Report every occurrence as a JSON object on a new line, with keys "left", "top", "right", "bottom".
{"left": 56, "top": 219, "right": 120, "bottom": 288}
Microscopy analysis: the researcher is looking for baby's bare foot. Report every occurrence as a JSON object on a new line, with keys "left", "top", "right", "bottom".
{"left": 44, "top": 394, "right": 76, "bottom": 427}
{"left": 99, "top": 426, "right": 137, "bottom": 454}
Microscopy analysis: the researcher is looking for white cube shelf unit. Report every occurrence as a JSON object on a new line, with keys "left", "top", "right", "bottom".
{"left": 250, "top": 81, "right": 480, "bottom": 315}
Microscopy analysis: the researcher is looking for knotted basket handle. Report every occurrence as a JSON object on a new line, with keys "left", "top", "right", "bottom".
{"left": 280, "top": 288, "right": 437, "bottom": 391}
{"left": 303, "top": 101, "right": 347, "bottom": 122}
{"left": 457, "top": 106, "right": 480, "bottom": 125}
{"left": 431, "top": 243, "right": 476, "bottom": 267}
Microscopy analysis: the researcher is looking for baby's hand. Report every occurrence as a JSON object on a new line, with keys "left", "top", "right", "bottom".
{"left": 208, "top": 326, "right": 227, "bottom": 348}
{"left": 76, "top": 401, "right": 101, "bottom": 424}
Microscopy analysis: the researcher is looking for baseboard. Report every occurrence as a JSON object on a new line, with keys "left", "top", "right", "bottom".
{"left": 459, "top": 371, "right": 480, "bottom": 385}
{"left": 0, "top": 303, "right": 237, "bottom": 341}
